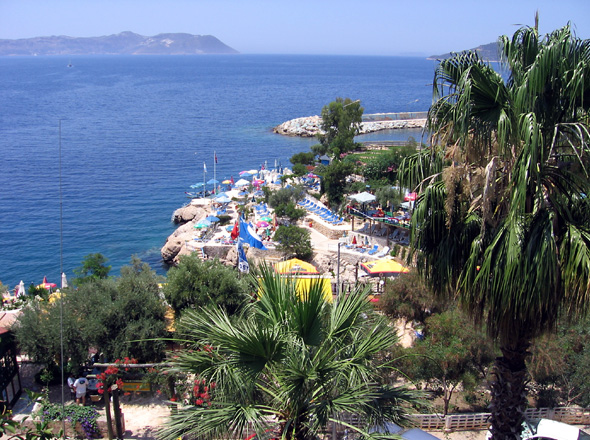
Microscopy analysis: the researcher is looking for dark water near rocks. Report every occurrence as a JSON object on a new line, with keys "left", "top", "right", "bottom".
{"left": 0, "top": 54, "right": 435, "bottom": 289}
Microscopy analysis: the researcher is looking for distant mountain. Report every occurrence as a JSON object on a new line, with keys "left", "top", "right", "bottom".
{"left": 428, "top": 42, "right": 500, "bottom": 62}
{"left": 0, "top": 31, "right": 239, "bottom": 56}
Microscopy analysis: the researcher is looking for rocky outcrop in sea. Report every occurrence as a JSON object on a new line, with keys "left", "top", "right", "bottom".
{"left": 273, "top": 115, "right": 426, "bottom": 137}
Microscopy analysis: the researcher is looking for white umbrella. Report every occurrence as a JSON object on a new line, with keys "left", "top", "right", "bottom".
{"left": 349, "top": 191, "right": 376, "bottom": 203}
{"left": 17, "top": 280, "right": 26, "bottom": 297}
{"left": 61, "top": 272, "right": 68, "bottom": 289}
{"left": 235, "top": 178, "right": 250, "bottom": 186}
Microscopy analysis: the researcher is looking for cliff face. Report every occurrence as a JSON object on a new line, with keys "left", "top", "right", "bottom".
{"left": 0, "top": 32, "right": 239, "bottom": 56}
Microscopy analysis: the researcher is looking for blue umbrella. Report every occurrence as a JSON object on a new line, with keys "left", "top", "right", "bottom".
{"left": 215, "top": 195, "right": 231, "bottom": 203}
{"left": 214, "top": 192, "right": 228, "bottom": 199}
{"left": 205, "top": 215, "right": 220, "bottom": 223}
{"left": 238, "top": 191, "right": 248, "bottom": 197}
{"left": 190, "top": 183, "right": 204, "bottom": 189}
{"left": 240, "top": 172, "right": 252, "bottom": 178}
{"left": 207, "top": 178, "right": 219, "bottom": 185}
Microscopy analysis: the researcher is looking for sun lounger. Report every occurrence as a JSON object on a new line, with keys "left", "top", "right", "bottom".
{"left": 375, "top": 246, "right": 390, "bottom": 258}
{"left": 368, "top": 245, "right": 379, "bottom": 255}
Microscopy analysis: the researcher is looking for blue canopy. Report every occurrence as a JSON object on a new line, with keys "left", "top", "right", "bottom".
{"left": 207, "top": 178, "right": 219, "bottom": 185}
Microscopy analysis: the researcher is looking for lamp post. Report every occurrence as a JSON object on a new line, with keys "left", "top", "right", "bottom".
{"left": 336, "top": 241, "right": 343, "bottom": 298}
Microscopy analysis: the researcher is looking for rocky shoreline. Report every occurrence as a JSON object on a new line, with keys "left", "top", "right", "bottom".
{"left": 273, "top": 115, "right": 426, "bottom": 137}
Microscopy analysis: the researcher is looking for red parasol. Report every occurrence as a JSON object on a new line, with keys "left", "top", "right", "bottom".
{"left": 230, "top": 221, "right": 239, "bottom": 240}
{"left": 37, "top": 276, "right": 57, "bottom": 290}
{"left": 352, "top": 236, "right": 357, "bottom": 245}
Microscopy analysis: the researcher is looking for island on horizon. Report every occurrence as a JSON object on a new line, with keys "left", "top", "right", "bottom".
{"left": 0, "top": 31, "right": 239, "bottom": 56}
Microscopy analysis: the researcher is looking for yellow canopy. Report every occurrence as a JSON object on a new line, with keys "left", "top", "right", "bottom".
{"left": 257, "top": 276, "right": 333, "bottom": 302}
{"left": 361, "top": 259, "right": 410, "bottom": 277}
{"left": 274, "top": 258, "right": 319, "bottom": 275}
{"left": 294, "top": 277, "right": 333, "bottom": 302}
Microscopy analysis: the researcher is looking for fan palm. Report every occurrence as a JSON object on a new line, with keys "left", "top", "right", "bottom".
{"left": 400, "top": 22, "right": 590, "bottom": 440}
{"left": 159, "top": 264, "right": 423, "bottom": 440}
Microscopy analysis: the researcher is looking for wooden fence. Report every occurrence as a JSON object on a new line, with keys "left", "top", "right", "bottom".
{"left": 335, "top": 407, "right": 590, "bottom": 434}
{"left": 410, "top": 407, "right": 590, "bottom": 432}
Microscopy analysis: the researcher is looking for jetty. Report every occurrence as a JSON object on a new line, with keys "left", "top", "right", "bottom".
{"left": 273, "top": 111, "right": 427, "bottom": 137}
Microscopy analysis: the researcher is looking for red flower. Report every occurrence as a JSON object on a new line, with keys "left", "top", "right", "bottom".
{"left": 170, "top": 396, "right": 178, "bottom": 402}
{"left": 210, "top": 382, "right": 216, "bottom": 389}
{"left": 196, "top": 398, "right": 204, "bottom": 406}
{"left": 98, "top": 388, "right": 105, "bottom": 395}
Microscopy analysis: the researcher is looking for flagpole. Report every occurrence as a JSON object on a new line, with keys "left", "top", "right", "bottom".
{"left": 203, "top": 162, "right": 206, "bottom": 197}
{"left": 213, "top": 151, "right": 216, "bottom": 195}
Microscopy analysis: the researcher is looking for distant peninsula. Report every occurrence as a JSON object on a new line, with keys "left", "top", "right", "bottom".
{"left": 428, "top": 42, "right": 500, "bottom": 62}
{"left": 0, "top": 31, "right": 239, "bottom": 56}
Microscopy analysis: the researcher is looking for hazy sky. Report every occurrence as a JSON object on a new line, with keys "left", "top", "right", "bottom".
{"left": 2, "top": 0, "right": 589, "bottom": 56}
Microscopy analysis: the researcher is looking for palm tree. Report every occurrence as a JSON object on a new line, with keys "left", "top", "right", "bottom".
{"left": 159, "top": 264, "right": 423, "bottom": 440}
{"left": 400, "top": 22, "right": 590, "bottom": 440}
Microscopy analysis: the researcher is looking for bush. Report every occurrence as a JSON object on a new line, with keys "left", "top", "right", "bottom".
{"left": 40, "top": 402, "right": 100, "bottom": 439}
{"left": 274, "top": 225, "right": 313, "bottom": 260}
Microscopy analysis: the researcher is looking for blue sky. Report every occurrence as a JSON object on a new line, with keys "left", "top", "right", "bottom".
{"left": 1, "top": 0, "right": 589, "bottom": 56}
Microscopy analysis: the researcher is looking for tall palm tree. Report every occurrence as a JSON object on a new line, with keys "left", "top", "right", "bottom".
{"left": 400, "top": 22, "right": 590, "bottom": 440}
{"left": 159, "top": 264, "right": 423, "bottom": 440}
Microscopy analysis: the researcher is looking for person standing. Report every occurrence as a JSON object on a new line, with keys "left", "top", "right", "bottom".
{"left": 67, "top": 373, "right": 76, "bottom": 400}
{"left": 73, "top": 374, "right": 88, "bottom": 405}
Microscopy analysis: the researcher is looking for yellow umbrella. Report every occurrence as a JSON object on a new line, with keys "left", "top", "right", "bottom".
{"left": 274, "top": 258, "right": 319, "bottom": 275}
{"left": 361, "top": 259, "right": 410, "bottom": 277}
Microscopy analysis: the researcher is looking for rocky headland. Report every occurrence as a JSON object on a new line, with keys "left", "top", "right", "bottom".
{"left": 273, "top": 114, "right": 426, "bottom": 137}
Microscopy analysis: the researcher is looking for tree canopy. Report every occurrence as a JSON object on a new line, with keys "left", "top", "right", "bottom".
{"left": 160, "top": 265, "right": 424, "bottom": 440}
{"left": 314, "top": 97, "right": 363, "bottom": 159}
{"left": 163, "top": 254, "right": 250, "bottom": 317}
{"left": 399, "top": 22, "right": 590, "bottom": 440}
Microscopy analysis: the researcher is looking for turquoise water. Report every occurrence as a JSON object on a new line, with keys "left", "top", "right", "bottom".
{"left": 0, "top": 54, "right": 435, "bottom": 288}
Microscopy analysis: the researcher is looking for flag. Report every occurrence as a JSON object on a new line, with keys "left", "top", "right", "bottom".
{"left": 230, "top": 175, "right": 235, "bottom": 185}
{"left": 237, "top": 240, "right": 249, "bottom": 273}
{"left": 204, "top": 162, "right": 207, "bottom": 173}
{"left": 214, "top": 152, "right": 218, "bottom": 164}
{"left": 239, "top": 216, "right": 267, "bottom": 250}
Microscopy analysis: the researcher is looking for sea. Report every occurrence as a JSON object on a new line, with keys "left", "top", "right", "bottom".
{"left": 0, "top": 54, "right": 436, "bottom": 290}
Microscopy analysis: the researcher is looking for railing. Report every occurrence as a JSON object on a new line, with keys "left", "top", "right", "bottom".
{"left": 334, "top": 407, "right": 590, "bottom": 434}
{"left": 409, "top": 407, "right": 590, "bottom": 432}
{"left": 362, "top": 111, "right": 428, "bottom": 122}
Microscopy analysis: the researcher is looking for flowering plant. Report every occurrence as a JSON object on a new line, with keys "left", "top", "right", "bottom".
{"left": 96, "top": 357, "right": 138, "bottom": 395}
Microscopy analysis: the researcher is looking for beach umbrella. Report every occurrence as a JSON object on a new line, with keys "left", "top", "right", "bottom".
{"left": 205, "top": 215, "right": 220, "bottom": 223}
{"left": 214, "top": 192, "right": 228, "bottom": 199}
{"left": 274, "top": 258, "right": 320, "bottom": 275}
{"left": 190, "top": 183, "right": 204, "bottom": 189}
{"left": 194, "top": 219, "right": 212, "bottom": 228}
{"left": 256, "top": 221, "right": 270, "bottom": 228}
{"left": 207, "top": 178, "right": 219, "bottom": 185}
{"left": 253, "top": 179, "right": 265, "bottom": 186}
{"left": 240, "top": 172, "right": 252, "bottom": 178}
{"left": 352, "top": 236, "right": 357, "bottom": 245}
{"left": 248, "top": 169, "right": 258, "bottom": 175}
{"left": 238, "top": 191, "right": 248, "bottom": 197}
{"left": 235, "top": 178, "right": 249, "bottom": 186}
{"left": 261, "top": 216, "right": 272, "bottom": 222}
{"left": 222, "top": 179, "right": 232, "bottom": 184}
{"left": 360, "top": 259, "right": 410, "bottom": 277}
{"left": 215, "top": 195, "right": 231, "bottom": 204}
{"left": 17, "top": 280, "right": 26, "bottom": 297}
{"left": 37, "top": 276, "right": 57, "bottom": 290}
{"left": 404, "top": 192, "right": 417, "bottom": 201}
